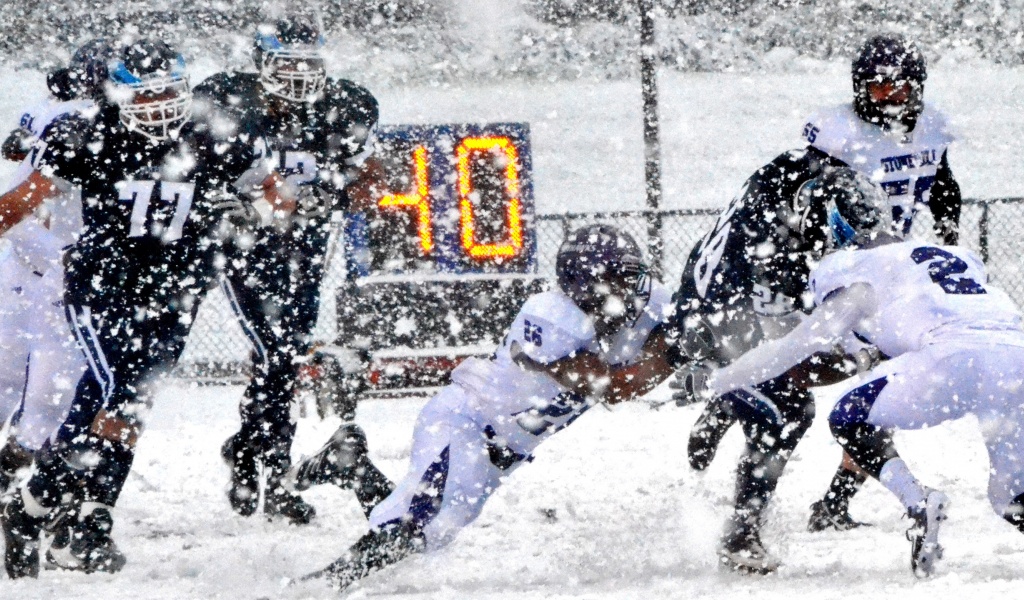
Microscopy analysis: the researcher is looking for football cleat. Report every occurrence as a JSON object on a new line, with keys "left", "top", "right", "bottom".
{"left": 807, "top": 500, "right": 870, "bottom": 532}
{"left": 293, "top": 424, "right": 370, "bottom": 492}
{"left": 44, "top": 505, "right": 126, "bottom": 574}
{"left": 1, "top": 492, "right": 45, "bottom": 579}
{"left": 263, "top": 484, "right": 316, "bottom": 526}
{"left": 222, "top": 433, "right": 260, "bottom": 517}
{"left": 304, "top": 524, "right": 425, "bottom": 590}
{"left": 0, "top": 438, "right": 34, "bottom": 494}
{"left": 907, "top": 490, "right": 949, "bottom": 578}
{"left": 687, "top": 398, "right": 736, "bottom": 471}
{"left": 717, "top": 529, "right": 781, "bottom": 575}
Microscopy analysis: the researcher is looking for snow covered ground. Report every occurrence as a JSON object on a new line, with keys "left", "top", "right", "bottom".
{"left": 1, "top": 59, "right": 1024, "bottom": 598}
{"left": 5, "top": 381, "right": 1024, "bottom": 600}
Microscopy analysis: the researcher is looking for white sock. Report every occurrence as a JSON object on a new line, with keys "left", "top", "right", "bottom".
{"left": 879, "top": 458, "right": 927, "bottom": 511}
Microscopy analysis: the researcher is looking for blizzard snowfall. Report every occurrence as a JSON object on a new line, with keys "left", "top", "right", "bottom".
{"left": 0, "top": 59, "right": 1023, "bottom": 598}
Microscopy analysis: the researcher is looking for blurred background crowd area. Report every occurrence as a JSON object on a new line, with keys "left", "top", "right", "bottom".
{"left": 0, "top": 1, "right": 1019, "bottom": 85}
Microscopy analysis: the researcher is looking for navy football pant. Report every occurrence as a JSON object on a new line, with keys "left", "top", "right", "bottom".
{"left": 27, "top": 298, "right": 195, "bottom": 511}
{"left": 222, "top": 221, "right": 330, "bottom": 478}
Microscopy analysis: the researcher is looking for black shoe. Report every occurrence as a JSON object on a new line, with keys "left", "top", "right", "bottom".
{"left": 907, "top": 490, "right": 949, "bottom": 578}
{"left": 305, "top": 525, "right": 424, "bottom": 590}
{"left": 688, "top": 399, "right": 737, "bottom": 471}
{"left": 264, "top": 485, "right": 316, "bottom": 526}
{"left": 2, "top": 493, "right": 45, "bottom": 579}
{"left": 807, "top": 500, "right": 870, "bottom": 532}
{"left": 45, "top": 505, "right": 126, "bottom": 574}
{"left": 0, "top": 439, "right": 34, "bottom": 494}
{"left": 294, "top": 424, "right": 370, "bottom": 491}
{"left": 222, "top": 433, "right": 260, "bottom": 517}
{"left": 718, "top": 528, "right": 780, "bottom": 575}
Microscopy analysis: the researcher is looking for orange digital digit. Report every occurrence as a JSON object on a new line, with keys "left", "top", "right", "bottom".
{"left": 456, "top": 136, "right": 523, "bottom": 259}
{"left": 378, "top": 145, "right": 433, "bottom": 254}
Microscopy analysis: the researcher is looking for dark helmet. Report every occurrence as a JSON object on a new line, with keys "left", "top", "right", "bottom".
{"left": 107, "top": 39, "right": 192, "bottom": 141}
{"left": 556, "top": 224, "right": 651, "bottom": 335}
{"left": 852, "top": 34, "right": 927, "bottom": 131}
{"left": 252, "top": 11, "right": 327, "bottom": 103}
{"left": 798, "top": 167, "right": 893, "bottom": 250}
{"left": 47, "top": 38, "right": 117, "bottom": 102}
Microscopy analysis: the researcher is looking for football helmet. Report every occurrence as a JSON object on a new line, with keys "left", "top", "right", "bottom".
{"left": 801, "top": 167, "right": 893, "bottom": 250}
{"left": 48, "top": 39, "right": 117, "bottom": 102}
{"left": 252, "top": 12, "right": 327, "bottom": 103}
{"left": 852, "top": 34, "right": 927, "bottom": 131}
{"left": 108, "top": 39, "right": 192, "bottom": 142}
{"left": 556, "top": 224, "right": 651, "bottom": 336}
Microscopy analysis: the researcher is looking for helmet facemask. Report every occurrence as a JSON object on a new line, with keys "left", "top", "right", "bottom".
{"left": 852, "top": 35, "right": 927, "bottom": 132}
{"left": 257, "top": 45, "right": 327, "bottom": 103}
{"left": 557, "top": 225, "right": 651, "bottom": 338}
{"left": 109, "top": 46, "right": 192, "bottom": 142}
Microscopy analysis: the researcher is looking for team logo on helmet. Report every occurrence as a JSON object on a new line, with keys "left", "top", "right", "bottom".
{"left": 803, "top": 168, "right": 893, "bottom": 250}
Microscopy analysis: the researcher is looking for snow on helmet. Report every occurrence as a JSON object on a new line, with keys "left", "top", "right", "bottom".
{"left": 556, "top": 224, "right": 651, "bottom": 335}
{"left": 108, "top": 39, "right": 192, "bottom": 142}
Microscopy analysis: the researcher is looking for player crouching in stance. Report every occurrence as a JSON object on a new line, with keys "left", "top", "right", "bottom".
{"left": 695, "top": 167, "right": 1024, "bottom": 578}
{"left": 301, "top": 224, "right": 677, "bottom": 590}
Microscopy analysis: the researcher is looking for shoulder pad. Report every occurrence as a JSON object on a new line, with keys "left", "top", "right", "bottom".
{"left": 801, "top": 104, "right": 861, "bottom": 158}
{"left": 520, "top": 291, "right": 594, "bottom": 340}
{"left": 321, "top": 79, "right": 379, "bottom": 128}
{"left": 914, "top": 105, "right": 955, "bottom": 144}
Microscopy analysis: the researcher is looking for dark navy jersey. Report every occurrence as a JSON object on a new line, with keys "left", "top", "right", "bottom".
{"left": 193, "top": 72, "right": 378, "bottom": 215}
{"left": 31, "top": 104, "right": 262, "bottom": 307}
{"left": 674, "top": 147, "right": 842, "bottom": 322}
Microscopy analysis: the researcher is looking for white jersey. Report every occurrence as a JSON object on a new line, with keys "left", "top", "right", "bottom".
{"left": 802, "top": 103, "right": 954, "bottom": 232}
{"left": 811, "top": 241, "right": 1024, "bottom": 358}
{"left": 2, "top": 98, "right": 92, "bottom": 273}
{"left": 450, "top": 282, "right": 673, "bottom": 455}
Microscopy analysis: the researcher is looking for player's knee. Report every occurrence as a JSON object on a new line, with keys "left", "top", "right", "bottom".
{"left": 828, "top": 377, "right": 888, "bottom": 431}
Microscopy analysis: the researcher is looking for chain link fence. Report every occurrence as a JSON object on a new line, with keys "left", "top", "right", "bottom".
{"left": 175, "top": 197, "right": 1024, "bottom": 380}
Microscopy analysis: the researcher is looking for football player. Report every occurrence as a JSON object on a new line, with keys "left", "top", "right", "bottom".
{"left": 0, "top": 39, "right": 276, "bottom": 578}
{"left": 193, "top": 9, "right": 389, "bottom": 525}
{"left": 301, "top": 225, "right": 677, "bottom": 591}
{"left": 682, "top": 33, "right": 963, "bottom": 557}
{"left": 699, "top": 167, "right": 1024, "bottom": 578}
{"left": 0, "top": 39, "right": 115, "bottom": 493}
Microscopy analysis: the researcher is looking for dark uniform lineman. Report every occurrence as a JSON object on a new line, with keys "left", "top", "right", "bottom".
{"left": 0, "top": 39, "right": 273, "bottom": 577}
{"left": 193, "top": 10, "right": 392, "bottom": 525}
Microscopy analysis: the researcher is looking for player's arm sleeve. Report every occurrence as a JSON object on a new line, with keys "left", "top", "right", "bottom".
{"left": 928, "top": 150, "right": 961, "bottom": 245}
{"left": 706, "top": 282, "right": 876, "bottom": 397}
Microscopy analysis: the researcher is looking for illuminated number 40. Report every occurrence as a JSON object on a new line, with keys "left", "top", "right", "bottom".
{"left": 379, "top": 136, "right": 524, "bottom": 259}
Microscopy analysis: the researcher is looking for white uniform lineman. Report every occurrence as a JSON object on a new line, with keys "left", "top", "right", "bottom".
{"left": 367, "top": 282, "right": 673, "bottom": 550}
{"left": 708, "top": 239, "right": 1024, "bottom": 518}
{"left": 0, "top": 97, "right": 90, "bottom": 451}
{"left": 802, "top": 103, "right": 954, "bottom": 236}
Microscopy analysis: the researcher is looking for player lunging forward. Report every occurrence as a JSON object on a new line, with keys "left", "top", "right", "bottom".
{"left": 302, "top": 224, "right": 676, "bottom": 591}
{"left": 701, "top": 168, "right": 1024, "bottom": 578}
{"left": 194, "top": 9, "right": 389, "bottom": 524}
{"left": 0, "top": 39, "right": 273, "bottom": 578}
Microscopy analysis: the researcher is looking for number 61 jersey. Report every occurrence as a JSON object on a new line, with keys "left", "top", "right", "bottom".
{"left": 31, "top": 105, "right": 264, "bottom": 308}
{"left": 810, "top": 241, "right": 1024, "bottom": 358}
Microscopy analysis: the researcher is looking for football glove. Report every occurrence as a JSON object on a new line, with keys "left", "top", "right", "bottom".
{"left": 670, "top": 363, "right": 713, "bottom": 407}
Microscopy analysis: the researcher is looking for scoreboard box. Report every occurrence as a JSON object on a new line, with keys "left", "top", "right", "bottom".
{"left": 338, "top": 122, "right": 545, "bottom": 389}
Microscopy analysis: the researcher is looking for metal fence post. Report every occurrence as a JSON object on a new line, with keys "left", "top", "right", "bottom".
{"left": 979, "top": 201, "right": 990, "bottom": 264}
{"left": 639, "top": 0, "right": 663, "bottom": 279}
